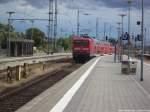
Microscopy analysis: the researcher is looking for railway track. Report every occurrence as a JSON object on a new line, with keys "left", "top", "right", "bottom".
{"left": 0, "top": 60, "right": 82, "bottom": 112}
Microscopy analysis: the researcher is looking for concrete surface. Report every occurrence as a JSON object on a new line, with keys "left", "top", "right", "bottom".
{"left": 0, "top": 53, "right": 71, "bottom": 70}
{"left": 16, "top": 55, "right": 150, "bottom": 112}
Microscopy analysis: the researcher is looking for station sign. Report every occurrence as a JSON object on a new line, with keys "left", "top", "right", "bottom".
{"left": 122, "top": 32, "right": 129, "bottom": 40}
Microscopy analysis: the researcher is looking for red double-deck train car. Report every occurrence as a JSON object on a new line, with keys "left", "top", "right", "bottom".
{"left": 72, "top": 35, "right": 95, "bottom": 61}
{"left": 96, "top": 44, "right": 105, "bottom": 55}
{"left": 96, "top": 43, "right": 114, "bottom": 55}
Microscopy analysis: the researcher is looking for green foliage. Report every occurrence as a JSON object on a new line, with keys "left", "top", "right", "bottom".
{"left": 25, "top": 28, "right": 45, "bottom": 47}
{"left": 0, "top": 23, "right": 7, "bottom": 48}
{"left": 0, "top": 23, "right": 14, "bottom": 32}
{"left": 0, "top": 22, "right": 17, "bottom": 48}
{"left": 56, "top": 36, "right": 72, "bottom": 51}
{"left": 108, "top": 38, "right": 117, "bottom": 46}
{"left": 0, "top": 22, "right": 72, "bottom": 52}
{"left": 0, "top": 32, "right": 5, "bottom": 46}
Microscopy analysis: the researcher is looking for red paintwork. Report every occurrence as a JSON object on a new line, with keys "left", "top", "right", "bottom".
{"left": 96, "top": 44, "right": 105, "bottom": 55}
{"left": 72, "top": 35, "right": 115, "bottom": 61}
{"left": 72, "top": 35, "right": 95, "bottom": 61}
{"left": 96, "top": 43, "right": 114, "bottom": 55}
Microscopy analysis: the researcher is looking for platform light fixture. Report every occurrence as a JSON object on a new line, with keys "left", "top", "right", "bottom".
{"left": 119, "top": 14, "right": 127, "bottom": 61}
{"left": 141, "top": 0, "right": 144, "bottom": 81}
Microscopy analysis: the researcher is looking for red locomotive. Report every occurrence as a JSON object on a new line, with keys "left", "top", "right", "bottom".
{"left": 72, "top": 35, "right": 115, "bottom": 62}
{"left": 72, "top": 35, "right": 95, "bottom": 61}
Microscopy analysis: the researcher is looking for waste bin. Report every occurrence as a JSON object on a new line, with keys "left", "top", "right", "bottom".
{"left": 121, "top": 60, "right": 130, "bottom": 74}
{"left": 129, "top": 60, "right": 137, "bottom": 74}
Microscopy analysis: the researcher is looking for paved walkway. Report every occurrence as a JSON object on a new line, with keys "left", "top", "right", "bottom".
{"left": 16, "top": 56, "right": 150, "bottom": 112}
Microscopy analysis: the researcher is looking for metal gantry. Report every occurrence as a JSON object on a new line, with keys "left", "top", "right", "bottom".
{"left": 47, "top": 0, "right": 57, "bottom": 52}
{"left": 48, "top": 0, "right": 54, "bottom": 54}
{"left": 48, "top": 0, "right": 58, "bottom": 53}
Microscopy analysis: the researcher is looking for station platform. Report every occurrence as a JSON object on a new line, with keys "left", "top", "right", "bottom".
{"left": 16, "top": 55, "right": 150, "bottom": 112}
{"left": 0, "top": 53, "right": 71, "bottom": 70}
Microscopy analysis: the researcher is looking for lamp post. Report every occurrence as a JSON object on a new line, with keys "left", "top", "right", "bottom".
{"left": 104, "top": 22, "right": 107, "bottom": 41}
{"left": 30, "top": 20, "right": 34, "bottom": 55}
{"left": 119, "top": 14, "right": 127, "bottom": 61}
{"left": 30, "top": 20, "right": 34, "bottom": 40}
{"left": 109, "top": 24, "right": 112, "bottom": 38}
{"left": 6, "top": 11, "right": 15, "bottom": 57}
{"left": 117, "top": 22, "right": 121, "bottom": 61}
{"left": 77, "top": 10, "right": 91, "bottom": 36}
{"left": 77, "top": 10, "right": 80, "bottom": 36}
{"left": 144, "top": 28, "right": 146, "bottom": 53}
{"left": 54, "top": 0, "right": 57, "bottom": 52}
{"left": 96, "top": 17, "right": 99, "bottom": 39}
{"left": 141, "top": 0, "right": 144, "bottom": 81}
{"left": 127, "top": 0, "right": 132, "bottom": 59}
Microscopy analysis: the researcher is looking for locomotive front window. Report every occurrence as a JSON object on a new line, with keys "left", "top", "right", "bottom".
{"left": 74, "top": 41, "right": 88, "bottom": 46}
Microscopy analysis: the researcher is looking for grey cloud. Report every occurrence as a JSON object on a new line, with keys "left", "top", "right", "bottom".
{"left": 60, "top": 0, "right": 150, "bottom": 10}
{"left": 0, "top": 0, "right": 49, "bottom": 8}
{"left": 24, "top": 0, "right": 49, "bottom": 8}
{"left": 95, "top": 0, "right": 150, "bottom": 9}
{"left": 0, "top": 0, "right": 15, "bottom": 3}
{"left": 68, "top": 0, "right": 150, "bottom": 10}
{"left": 0, "top": 0, "right": 150, "bottom": 9}
{"left": 64, "top": 0, "right": 100, "bottom": 10}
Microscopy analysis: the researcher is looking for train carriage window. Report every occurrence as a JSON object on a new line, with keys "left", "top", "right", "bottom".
{"left": 74, "top": 41, "right": 89, "bottom": 46}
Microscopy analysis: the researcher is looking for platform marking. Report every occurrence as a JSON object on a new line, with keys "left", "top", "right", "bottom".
{"left": 128, "top": 58, "right": 150, "bottom": 100}
{"left": 49, "top": 57, "right": 101, "bottom": 112}
{"left": 130, "top": 76, "right": 150, "bottom": 100}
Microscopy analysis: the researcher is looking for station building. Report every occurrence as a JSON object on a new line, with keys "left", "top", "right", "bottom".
{"left": 9, "top": 38, "right": 34, "bottom": 57}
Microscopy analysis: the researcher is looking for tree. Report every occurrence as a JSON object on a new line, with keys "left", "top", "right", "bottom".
{"left": 0, "top": 23, "right": 15, "bottom": 32}
{"left": 0, "top": 23, "right": 17, "bottom": 49}
{"left": 108, "top": 38, "right": 117, "bottom": 46}
{"left": 56, "top": 36, "right": 72, "bottom": 51}
{"left": 26, "top": 28, "right": 45, "bottom": 47}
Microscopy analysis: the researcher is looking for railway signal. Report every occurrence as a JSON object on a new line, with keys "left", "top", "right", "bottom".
{"left": 137, "top": 34, "right": 142, "bottom": 41}
{"left": 137, "top": 21, "right": 141, "bottom": 25}
{"left": 106, "top": 36, "right": 108, "bottom": 41}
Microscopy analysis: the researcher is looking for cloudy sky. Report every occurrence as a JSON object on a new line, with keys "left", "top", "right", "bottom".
{"left": 0, "top": 0, "right": 150, "bottom": 41}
